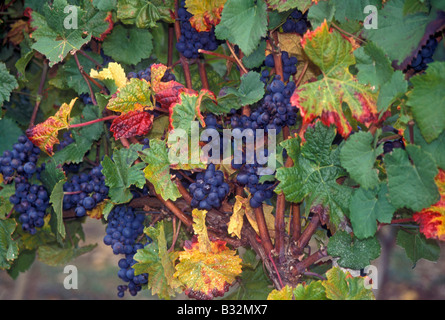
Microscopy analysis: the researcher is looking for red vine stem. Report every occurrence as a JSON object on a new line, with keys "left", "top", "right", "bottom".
{"left": 69, "top": 115, "right": 118, "bottom": 128}
{"left": 198, "top": 49, "right": 237, "bottom": 62}
{"left": 268, "top": 252, "right": 284, "bottom": 290}
{"left": 73, "top": 51, "right": 97, "bottom": 106}
{"left": 29, "top": 60, "right": 48, "bottom": 128}
{"left": 198, "top": 58, "right": 210, "bottom": 90}
{"left": 290, "top": 202, "right": 301, "bottom": 242}
{"left": 254, "top": 206, "right": 274, "bottom": 254}
{"left": 225, "top": 40, "right": 248, "bottom": 75}
{"left": 173, "top": 0, "right": 193, "bottom": 89}
{"left": 291, "top": 248, "right": 328, "bottom": 276}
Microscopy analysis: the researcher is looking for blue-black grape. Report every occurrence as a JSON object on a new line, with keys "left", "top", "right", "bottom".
{"left": 189, "top": 163, "right": 230, "bottom": 210}
{"left": 103, "top": 205, "right": 149, "bottom": 297}
{"left": 263, "top": 51, "right": 298, "bottom": 82}
{"left": 282, "top": 8, "right": 309, "bottom": 35}
{"left": 408, "top": 36, "right": 439, "bottom": 72}
{"left": 175, "top": 1, "right": 221, "bottom": 59}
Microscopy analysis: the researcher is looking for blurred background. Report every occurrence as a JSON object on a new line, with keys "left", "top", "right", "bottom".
{"left": 0, "top": 218, "right": 444, "bottom": 300}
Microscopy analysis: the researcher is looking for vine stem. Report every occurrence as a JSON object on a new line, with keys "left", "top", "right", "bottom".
{"left": 69, "top": 115, "right": 118, "bottom": 128}
{"left": 29, "top": 59, "right": 48, "bottom": 128}
{"left": 268, "top": 252, "right": 284, "bottom": 290}
{"left": 291, "top": 248, "right": 328, "bottom": 276}
{"left": 331, "top": 22, "right": 366, "bottom": 44}
{"left": 173, "top": 0, "right": 193, "bottom": 89}
{"left": 198, "top": 49, "right": 237, "bottom": 63}
{"left": 78, "top": 49, "right": 103, "bottom": 69}
{"left": 295, "top": 60, "right": 309, "bottom": 88}
{"left": 225, "top": 40, "right": 248, "bottom": 75}
{"left": 292, "top": 213, "right": 320, "bottom": 256}
{"left": 198, "top": 58, "right": 210, "bottom": 90}
{"left": 254, "top": 206, "right": 274, "bottom": 254}
{"left": 73, "top": 51, "right": 97, "bottom": 105}
{"left": 270, "top": 31, "right": 284, "bottom": 80}
{"left": 290, "top": 202, "right": 301, "bottom": 242}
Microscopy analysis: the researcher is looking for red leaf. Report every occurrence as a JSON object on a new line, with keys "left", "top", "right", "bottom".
{"left": 151, "top": 63, "right": 185, "bottom": 109}
{"left": 109, "top": 111, "right": 154, "bottom": 140}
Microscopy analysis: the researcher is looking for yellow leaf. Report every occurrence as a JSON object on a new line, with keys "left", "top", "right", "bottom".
{"left": 185, "top": 0, "right": 227, "bottom": 32}
{"left": 227, "top": 195, "right": 249, "bottom": 239}
{"left": 90, "top": 62, "right": 128, "bottom": 89}
{"left": 86, "top": 201, "right": 106, "bottom": 220}
{"left": 174, "top": 238, "right": 242, "bottom": 298}
{"left": 267, "top": 285, "right": 294, "bottom": 300}
{"left": 192, "top": 209, "right": 211, "bottom": 253}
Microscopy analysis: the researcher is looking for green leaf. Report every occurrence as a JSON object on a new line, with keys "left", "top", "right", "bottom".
{"left": 349, "top": 184, "right": 395, "bottom": 239}
{"left": 276, "top": 122, "right": 352, "bottom": 231}
{"left": 354, "top": 41, "right": 394, "bottom": 88}
{"left": 49, "top": 178, "right": 67, "bottom": 240}
{"left": 293, "top": 281, "right": 328, "bottom": 300}
{"left": 376, "top": 70, "right": 408, "bottom": 114}
{"left": 52, "top": 105, "right": 104, "bottom": 165}
{"left": 396, "top": 229, "right": 440, "bottom": 265}
{"left": 215, "top": 0, "right": 268, "bottom": 56}
{"left": 362, "top": 0, "right": 436, "bottom": 65}
{"left": 224, "top": 71, "right": 265, "bottom": 106}
{"left": 37, "top": 243, "right": 97, "bottom": 267}
{"left": 340, "top": 131, "right": 382, "bottom": 190}
{"left": 0, "top": 62, "right": 19, "bottom": 107}
{"left": 30, "top": 0, "right": 92, "bottom": 67}
{"left": 242, "top": 39, "right": 267, "bottom": 69}
{"left": 267, "top": 0, "right": 313, "bottom": 13}
{"left": 140, "top": 139, "right": 181, "bottom": 201}
{"left": 117, "top": 0, "right": 174, "bottom": 27}
{"left": 0, "top": 184, "right": 15, "bottom": 219}
{"left": 133, "top": 221, "right": 182, "bottom": 299}
{"left": 384, "top": 146, "right": 439, "bottom": 212}
{"left": 101, "top": 144, "right": 146, "bottom": 204}
{"left": 0, "top": 219, "right": 19, "bottom": 270}
{"left": 406, "top": 61, "right": 445, "bottom": 143}
{"left": 403, "top": 0, "right": 430, "bottom": 15}
{"left": 0, "top": 118, "right": 23, "bottom": 155}
{"left": 7, "top": 249, "right": 36, "bottom": 279}
{"left": 106, "top": 78, "right": 153, "bottom": 113}
{"left": 322, "top": 267, "right": 375, "bottom": 300}
{"left": 93, "top": 0, "right": 117, "bottom": 11}
{"left": 327, "top": 231, "right": 381, "bottom": 270}
{"left": 405, "top": 124, "right": 445, "bottom": 170}
{"left": 102, "top": 24, "right": 153, "bottom": 65}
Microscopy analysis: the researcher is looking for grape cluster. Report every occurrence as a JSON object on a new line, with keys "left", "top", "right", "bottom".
{"left": 176, "top": 1, "right": 221, "bottom": 59}
{"left": 62, "top": 165, "right": 109, "bottom": 217}
{"left": 263, "top": 51, "right": 298, "bottom": 82}
{"left": 0, "top": 135, "right": 50, "bottom": 234}
{"left": 189, "top": 163, "right": 230, "bottom": 210}
{"left": 0, "top": 135, "right": 41, "bottom": 180}
{"left": 11, "top": 176, "right": 50, "bottom": 234}
{"left": 382, "top": 139, "right": 405, "bottom": 154}
{"left": 103, "top": 205, "right": 149, "bottom": 297}
{"left": 230, "top": 77, "right": 297, "bottom": 134}
{"left": 282, "top": 9, "right": 309, "bottom": 34}
{"left": 408, "top": 37, "right": 439, "bottom": 73}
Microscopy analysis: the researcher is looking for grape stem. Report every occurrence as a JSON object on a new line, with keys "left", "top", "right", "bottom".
{"left": 198, "top": 58, "right": 210, "bottom": 90}
{"left": 78, "top": 49, "right": 103, "bottom": 69}
{"left": 69, "top": 115, "right": 118, "bottom": 128}
{"left": 73, "top": 51, "right": 97, "bottom": 105}
{"left": 225, "top": 41, "right": 248, "bottom": 75}
{"left": 198, "top": 49, "right": 237, "bottom": 63}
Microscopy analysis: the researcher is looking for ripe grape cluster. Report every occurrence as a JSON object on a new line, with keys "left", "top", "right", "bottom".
{"left": 263, "top": 51, "right": 298, "bottom": 82}
{"left": 282, "top": 9, "right": 309, "bottom": 34}
{"left": 408, "top": 37, "right": 439, "bottom": 73}
{"left": 62, "top": 165, "right": 109, "bottom": 217}
{"left": 189, "top": 163, "right": 230, "bottom": 210}
{"left": 176, "top": 1, "right": 221, "bottom": 59}
{"left": 1, "top": 135, "right": 50, "bottom": 234}
{"left": 382, "top": 139, "right": 405, "bottom": 154}
{"left": 231, "top": 77, "right": 298, "bottom": 134}
{"left": 103, "top": 205, "right": 149, "bottom": 297}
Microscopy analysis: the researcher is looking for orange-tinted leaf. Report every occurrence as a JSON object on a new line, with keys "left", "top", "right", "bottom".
{"left": 174, "top": 209, "right": 242, "bottom": 299}
{"left": 413, "top": 169, "right": 445, "bottom": 241}
{"left": 107, "top": 77, "right": 153, "bottom": 113}
{"left": 185, "top": 0, "right": 226, "bottom": 32}
{"left": 291, "top": 21, "right": 379, "bottom": 137}
{"left": 109, "top": 110, "right": 154, "bottom": 140}
{"left": 26, "top": 98, "right": 78, "bottom": 155}
{"left": 151, "top": 63, "right": 185, "bottom": 109}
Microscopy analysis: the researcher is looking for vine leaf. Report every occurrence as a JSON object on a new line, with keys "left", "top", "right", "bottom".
{"left": 0, "top": 219, "right": 19, "bottom": 270}
{"left": 0, "top": 62, "right": 19, "bottom": 107}
{"left": 340, "top": 131, "right": 382, "bottom": 190}
{"left": 275, "top": 122, "right": 352, "bottom": 232}
{"left": 215, "top": 0, "right": 268, "bottom": 56}
{"left": 290, "top": 20, "right": 379, "bottom": 137}
{"left": 406, "top": 61, "right": 445, "bottom": 143}
{"left": 266, "top": 0, "right": 313, "bottom": 13}
{"left": 267, "top": 282, "right": 327, "bottom": 300}
{"left": 413, "top": 169, "right": 445, "bottom": 241}
{"left": 322, "top": 267, "right": 375, "bottom": 300}
{"left": 151, "top": 63, "right": 185, "bottom": 109}
{"left": 107, "top": 78, "right": 153, "bottom": 114}
{"left": 133, "top": 221, "right": 182, "bottom": 300}
{"left": 327, "top": 230, "right": 381, "bottom": 270}
{"left": 396, "top": 229, "right": 441, "bottom": 265}
{"left": 26, "top": 98, "right": 78, "bottom": 155}
{"left": 109, "top": 110, "right": 154, "bottom": 140}
{"left": 117, "top": 0, "right": 174, "bottom": 28}
{"left": 89, "top": 62, "right": 128, "bottom": 91}
{"left": 174, "top": 209, "right": 242, "bottom": 298}
{"left": 101, "top": 144, "right": 146, "bottom": 204}
{"left": 384, "top": 146, "right": 439, "bottom": 212}
{"left": 349, "top": 183, "right": 395, "bottom": 240}
{"left": 102, "top": 24, "right": 153, "bottom": 65}
{"left": 140, "top": 139, "right": 181, "bottom": 202}
{"left": 185, "top": 0, "right": 227, "bottom": 32}
{"left": 169, "top": 89, "right": 216, "bottom": 133}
